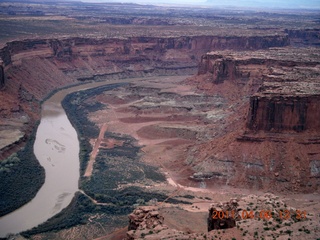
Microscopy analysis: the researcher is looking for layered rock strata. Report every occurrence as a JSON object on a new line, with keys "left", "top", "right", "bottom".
{"left": 285, "top": 29, "right": 320, "bottom": 47}
{"left": 0, "top": 63, "right": 4, "bottom": 89}
{"left": 0, "top": 34, "right": 289, "bottom": 157}
{"left": 194, "top": 47, "right": 320, "bottom": 192}
{"left": 207, "top": 199, "right": 239, "bottom": 231}
{"left": 198, "top": 47, "right": 320, "bottom": 133}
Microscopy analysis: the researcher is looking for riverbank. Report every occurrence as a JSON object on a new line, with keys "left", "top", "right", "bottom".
{"left": 0, "top": 81, "right": 97, "bottom": 220}
{"left": 14, "top": 75, "right": 320, "bottom": 240}
{"left": 21, "top": 79, "right": 193, "bottom": 238}
{"left": 0, "top": 121, "right": 45, "bottom": 217}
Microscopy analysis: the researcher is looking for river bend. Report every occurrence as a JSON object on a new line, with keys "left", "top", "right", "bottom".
{"left": 0, "top": 80, "right": 128, "bottom": 237}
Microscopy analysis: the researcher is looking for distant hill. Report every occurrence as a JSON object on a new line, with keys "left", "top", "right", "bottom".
{"left": 0, "top": 0, "right": 81, "bottom": 2}
{"left": 206, "top": 0, "right": 320, "bottom": 9}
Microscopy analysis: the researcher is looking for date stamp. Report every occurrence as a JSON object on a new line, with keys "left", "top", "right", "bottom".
{"left": 212, "top": 209, "right": 307, "bottom": 220}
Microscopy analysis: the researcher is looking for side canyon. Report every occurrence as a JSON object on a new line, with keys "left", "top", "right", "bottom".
{"left": 0, "top": 2, "right": 319, "bottom": 239}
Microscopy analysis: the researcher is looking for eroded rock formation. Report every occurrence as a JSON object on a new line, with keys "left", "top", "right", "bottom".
{"left": 198, "top": 48, "right": 320, "bottom": 133}
{"left": 127, "top": 206, "right": 168, "bottom": 240}
{"left": 193, "top": 47, "right": 320, "bottom": 192}
{"left": 285, "top": 29, "right": 320, "bottom": 47}
{"left": 207, "top": 199, "right": 239, "bottom": 231}
{"left": 0, "top": 34, "right": 289, "bottom": 157}
{"left": 247, "top": 95, "right": 320, "bottom": 133}
{"left": 0, "top": 31, "right": 318, "bottom": 193}
{"left": 0, "top": 63, "right": 4, "bottom": 89}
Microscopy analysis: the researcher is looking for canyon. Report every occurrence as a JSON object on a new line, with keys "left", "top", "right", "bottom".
{"left": 0, "top": 1, "right": 319, "bottom": 239}
{"left": 192, "top": 47, "right": 320, "bottom": 193}
{"left": 0, "top": 33, "right": 290, "bottom": 159}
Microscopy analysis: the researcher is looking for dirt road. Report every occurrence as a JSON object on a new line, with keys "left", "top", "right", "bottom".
{"left": 84, "top": 123, "right": 108, "bottom": 177}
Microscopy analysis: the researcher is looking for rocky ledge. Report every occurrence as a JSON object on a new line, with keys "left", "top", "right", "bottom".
{"left": 0, "top": 34, "right": 289, "bottom": 158}
{"left": 125, "top": 193, "right": 320, "bottom": 239}
{"left": 191, "top": 47, "right": 320, "bottom": 192}
{"left": 198, "top": 47, "right": 320, "bottom": 134}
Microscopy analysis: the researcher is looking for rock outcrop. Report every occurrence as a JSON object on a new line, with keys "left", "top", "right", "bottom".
{"left": 198, "top": 48, "right": 320, "bottom": 133}
{"left": 127, "top": 206, "right": 168, "bottom": 240}
{"left": 0, "top": 63, "right": 4, "bottom": 89}
{"left": 0, "top": 34, "right": 289, "bottom": 157}
{"left": 285, "top": 28, "right": 320, "bottom": 47}
{"left": 193, "top": 47, "right": 320, "bottom": 192}
{"left": 128, "top": 207, "right": 165, "bottom": 231}
{"left": 207, "top": 199, "right": 239, "bottom": 231}
{"left": 247, "top": 94, "right": 320, "bottom": 133}
{"left": 126, "top": 205, "right": 240, "bottom": 239}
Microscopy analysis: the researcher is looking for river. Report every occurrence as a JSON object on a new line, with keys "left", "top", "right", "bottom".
{"left": 0, "top": 80, "right": 130, "bottom": 237}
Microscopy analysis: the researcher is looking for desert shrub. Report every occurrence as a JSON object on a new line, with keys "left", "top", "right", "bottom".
{"left": 0, "top": 122, "right": 45, "bottom": 217}
{"left": 23, "top": 83, "right": 190, "bottom": 236}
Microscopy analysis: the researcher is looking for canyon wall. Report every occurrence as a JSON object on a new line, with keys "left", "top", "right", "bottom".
{"left": 247, "top": 95, "right": 320, "bottom": 133}
{"left": 285, "top": 28, "right": 320, "bottom": 47}
{"left": 197, "top": 48, "right": 320, "bottom": 134}
{"left": 194, "top": 48, "right": 320, "bottom": 192}
{"left": 0, "top": 35, "right": 289, "bottom": 66}
{"left": 0, "top": 34, "right": 289, "bottom": 158}
{"left": 0, "top": 34, "right": 290, "bottom": 105}
{"left": 0, "top": 64, "right": 4, "bottom": 89}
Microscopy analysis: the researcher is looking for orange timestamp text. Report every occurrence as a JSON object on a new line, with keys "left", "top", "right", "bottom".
{"left": 212, "top": 209, "right": 307, "bottom": 220}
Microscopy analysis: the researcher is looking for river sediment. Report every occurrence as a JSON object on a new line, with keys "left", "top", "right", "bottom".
{"left": 0, "top": 80, "right": 130, "bottom": 237}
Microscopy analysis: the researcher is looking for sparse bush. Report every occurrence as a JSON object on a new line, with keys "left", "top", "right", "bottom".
{"left": 285, "top": 230, "right": 292, "bottom": 235}
{"left": 0, "top": 122, "right": 45, "bottom": 217}
{"left": 304, "top": 229, "right": 311, "bottom": 234}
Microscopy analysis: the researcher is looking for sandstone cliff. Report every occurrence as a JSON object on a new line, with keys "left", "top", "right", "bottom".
{"left": 0, "top": 64, "right": 4, "bottom": 89}
{"left": 0, "top": 34, "right": 289, "bottom": 65}
{"left": 285, "top": 28, "right": 320, "bottom": 47}
{"left": 199, "top": 48, "right": 320, "bottom": 132}
{"left": 247, "top": 94, "right": 320, "bottom": 133}
{"left": 124, "top": 193, "right": 319, "bottom": 240}
{"left": 193, "top": 47, "right": 320, "bottom": 193}
{"left": 0, "top": 34, "right": 289, "bottom": 157}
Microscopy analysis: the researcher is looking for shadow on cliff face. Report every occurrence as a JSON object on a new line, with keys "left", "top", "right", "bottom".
{"left": 188, "top": 48, "right": 320, "bottom": 194}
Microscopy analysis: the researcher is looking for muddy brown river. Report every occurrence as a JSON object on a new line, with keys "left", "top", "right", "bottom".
{"left": 0, "top": 80, "right": 132, "bottom": 237}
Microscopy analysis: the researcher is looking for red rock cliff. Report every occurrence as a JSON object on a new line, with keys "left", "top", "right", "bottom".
{"left": 0, "top": 64, "right": 4, "bottom": 89}
{"left": 193, "top": 47, "right": 320, "bottom": 192}
{"left": 247, "top": 94, "right": 320, "bottom": 133}
{"left": 197, "top": 48, "right": 320, "bottom": 134}
{"left": 0, "top": 34, "right": 290, "bottom": 157}
{"left": 285, "top": 28, "right": 320, "bottom": 47}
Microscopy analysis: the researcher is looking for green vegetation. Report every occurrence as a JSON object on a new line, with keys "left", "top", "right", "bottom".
{"left": 62, "top": 83, "right": 127, "bottom": 175}
{"left": 0, "top": 122, "right": 45, "bottom": 217}
{"left": 21, "top": 191, "right": 132, "bottom": 237}
{"left": 21, "top": 83, "right": 190, "bottom": 236}
{"left": 0, "top": 153, "right": 20, "bottom": 173}
{"left": 22, "top": 192, "right": 91, "bottom": 237}
{"left": 285, "top": 230, "right": 292, "bottom": 236}
{"left": 298, "top": 226, "right": 311, "bottom": 234}
{"left": 81, "top": 132, "right": 166, "bottom": 203}
{"left": 181, "top": 194, "right": 195, "bottom": 199}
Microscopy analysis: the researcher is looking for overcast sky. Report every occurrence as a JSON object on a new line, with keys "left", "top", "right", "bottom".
{"left": 81, "top": 0, "right": 320, "bottom": 9}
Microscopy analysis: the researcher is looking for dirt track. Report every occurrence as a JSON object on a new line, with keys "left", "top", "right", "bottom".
{"left": 87, "top": 76, "right": 202, "bottom": 186}
{"left": 84, "top": 123, "right": 108, "bottom": 177}
{"left": 30, "top": 75, "right": 320, "bottom": 240}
